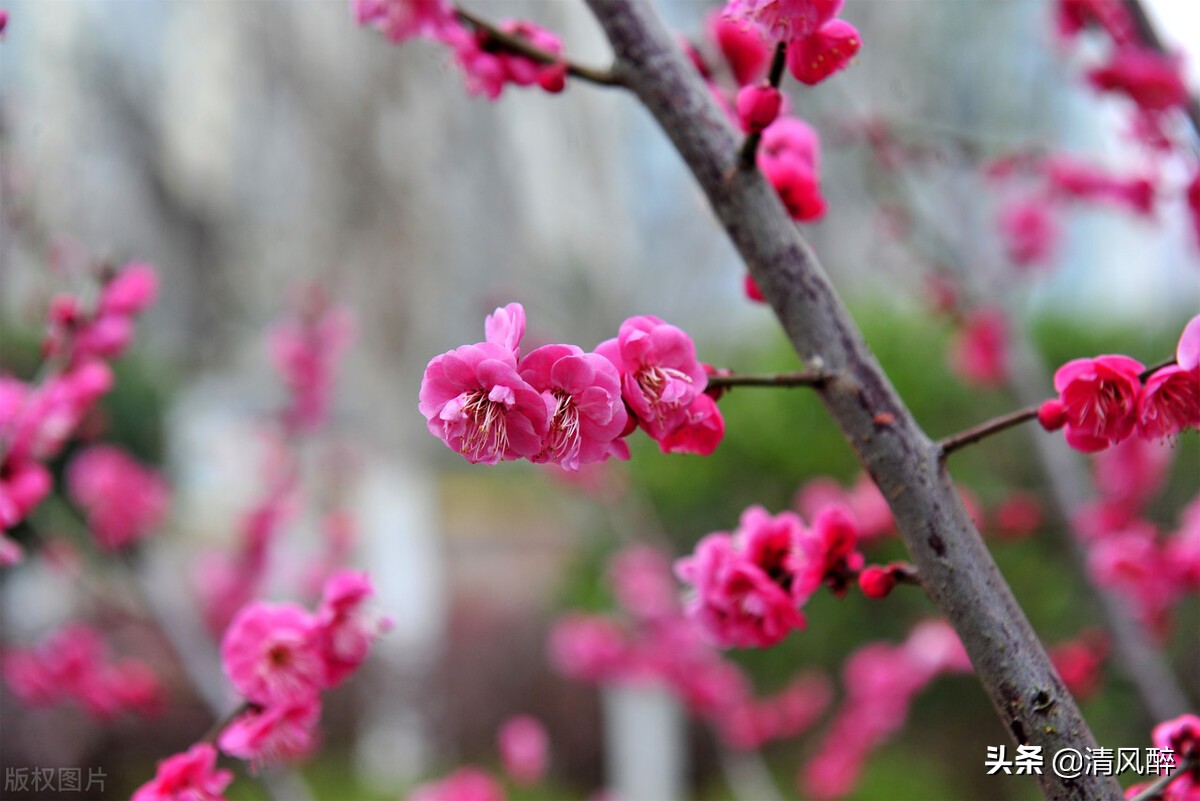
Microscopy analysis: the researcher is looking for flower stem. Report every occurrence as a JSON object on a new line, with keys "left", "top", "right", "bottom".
{"left": 737, "top": 42, "right": 788, "bottom": 171}
{"left": 455, "top": 8, "right": 623, "bottom": 87}
{"left": 938, "top": 405, "right": 1040, "bottom": 458}
{"left": 707, "top": 369, "right": 830, "bottom": 389}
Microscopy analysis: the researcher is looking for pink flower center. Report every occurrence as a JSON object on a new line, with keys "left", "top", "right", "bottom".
{"left": 635, "top": 365, "right": 692, "bottom": 416}
{"left": 544, "top": 391, "right": 581, "bottom": 463}
{"left": 459, "top": 389, "right": 510, "bottom": 461}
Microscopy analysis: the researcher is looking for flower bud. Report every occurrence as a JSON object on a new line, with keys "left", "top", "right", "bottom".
{"left": 1037, "top": 399, "right": 1068, "bottom": 431}
{"left": 736, "top": 84, "right": 782, "bottom": 134}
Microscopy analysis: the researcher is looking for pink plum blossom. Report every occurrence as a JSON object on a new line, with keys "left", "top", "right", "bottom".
{"left": 420, "top": 342, "right": 549, "bottom": 465}
{"left": 497, "top": 715, "right": 549, "bottom": 785}
{"left": 131, "top": 743, "right": 233, "bottom": 801}
{"left": 675, "top": 506, "right": 808, "bottom": 649}
{"left": 1054, "top": 0, "right": 1134, "bottom": 45}
{"left": 1137, "top": 365, "right": 1199, "bottom": 440}
{"left": 220, "top": 603, "right": 325, "bottom": 706}
{"left": 950, "top": 307, "right": 1009, "bottom": 387}
{"left": 519, "top": 344, "right": 630, "bottom": 470}
{"left": 708, "top": 10, "right": 771, "bottom": 85}
{"left": 1049, "top": 355, "right": 1145, "bottom": 452}
{"left": 1177, "top": 315, "right": 1200, "bottom": 371}
{"left": 314, "top": 571, "right": 387, "bottom": 687}
{"left": 408, "top": 767, "right": 506, "bottom": 801}
{"left": 444, "top": 20, "right": 567, "bottom": 100}
{"left": 790, "top": 505, "right": 863, "bottom": 598}
{"left": 1088, "top": 48, "right": 1188, "bottom": 112}
{"left": 785, "top": 17, "right": 860, "bottom": 85}
{"left": 98, "top": 262, "right": 159, "bottom": 317}
{"left": 547, "top": 613, "right": 629, "bottom": 682}
{"left": 999, "top": 196, "right": 1058, "bottom": 268}
{"left": 351, "top": 0, "right": 456, "bottom": 43}
{"left": 596, "top": 315, "right": 708, "bottom": 443}
{"left": 759, "top": 118, "right": 826, "bottom": 221}
{"left": 66, "top": 445, "right": 169, "bottom": 551}
{"left": 1049, "top": 630, "right": 1108, "bottom": 700}
{"left": 1045, "top": 155, "right": 1155, "bottom": 216}
{"left": 723, "top": 0, "right": 861, "bottom": 85}
{"left": 1153, "top": 714, "right": 1200, "bottom": 788}
{"left": 1, "top": 623, "right": 163, "bottom": 720}
{"left": 657, "top": 393, "right": 725, "bottom": 456}
{"left": 218, "top": 700, "right": 321, "bottom": 771}
{"left": 268, "top": 290, "right": 357, "bottom": 433}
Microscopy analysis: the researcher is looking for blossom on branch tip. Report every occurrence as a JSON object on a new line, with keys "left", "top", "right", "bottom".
{"left": 1137, "top": 365, "right": 1200, "bottom": 441}
{"left": 1048, "top": 355, "right": 1144, "bottom": 451}
{"left": 444, "top": 20, "right": 567, "bottom": 100}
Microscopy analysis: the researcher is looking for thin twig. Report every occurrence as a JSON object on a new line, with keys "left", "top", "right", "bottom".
{"left": 1128, "top": 753, "right": 1197, "bottom": 801}
{"left": 455, "top": 8, "right": 623, "bottom": 88}
{"left": 200, "top": 701, "right": 252, "bottom": 745}
{"left": 737, "top": 42, "right": 788, "bottom": 171}
{"left": 938, "top": 405, "right": 1040, "bottom": 458}
{"left": 1140, "top": 358, "right": 1177, "bottom": 381}
{"left": 707, "top": 369, "right": 830, "bottom": 389}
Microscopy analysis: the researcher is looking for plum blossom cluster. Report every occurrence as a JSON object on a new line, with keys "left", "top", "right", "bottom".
{"left": 675, "top": 504, "right": 866, "bottom": 648}
{"left": 0, "top": 261, "right": 159, "bottom": 565}
{"left": 549, "top": 544, "right": 831, "bottom": 752}
{"left": 1073, "top": 438, "right": 1200, "bottom": 640}
{"left": 1, "top": 622, "right": 163, "bottom": 721}
{"left": 1038, "top": 316, "right": 1200, "bottom": 452}
{"left": 66, "top": 444, "right": 169, "bottom": 552}
{"left": 800, "top": 621, "right": 972, "bottom": 800}
{"left": 1124, "top": 714, "right": 1200, "bottom": 801}
{"left": 694, "top": 14, "right": 833, "bottom": 231}
{"left": 214, "top": 571, "right": 386, "bottom": 771}
{"left": 420, "top": 303, "right": 724, "bottom": 469}
{"left": 352, "top": 0, "right": 567, "bottom": 100}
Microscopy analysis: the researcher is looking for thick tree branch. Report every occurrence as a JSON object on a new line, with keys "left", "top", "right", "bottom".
{"left": 582, "top": 2, "right": 1120, "bottom": 799}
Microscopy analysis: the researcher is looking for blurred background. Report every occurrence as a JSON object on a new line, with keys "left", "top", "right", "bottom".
{"left": 1, "top": 0, "right": 1197, "bottom": 799}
